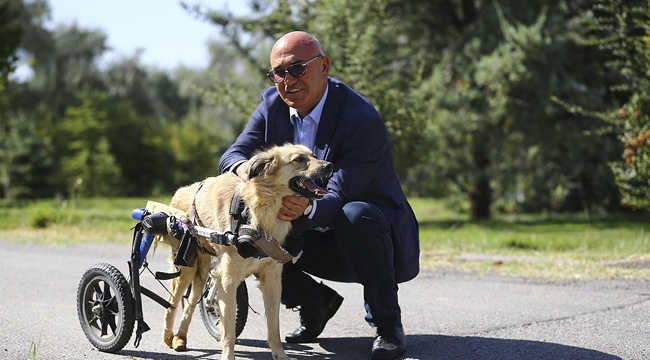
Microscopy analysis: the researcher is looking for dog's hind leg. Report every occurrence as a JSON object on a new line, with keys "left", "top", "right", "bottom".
{"left": 258, "top": 266, "right": 295, "bottom": 360}
{"left": 162, "top": 259, "right": 197, "bottom": 351}
{"left": 173, "top": 253, "right": 212, "bottom": 351}
{"left": 162, "top": 262, "right": 182, "bottom": 348}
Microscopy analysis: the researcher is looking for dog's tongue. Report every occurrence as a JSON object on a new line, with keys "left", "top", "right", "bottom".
{"left": 304, "top": 179, "right": 328, "bottom": 195}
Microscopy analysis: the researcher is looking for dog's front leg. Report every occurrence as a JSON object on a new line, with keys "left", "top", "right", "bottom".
{"left": 259, "top": 267, "right": 295, "bottom": 360}
{"left": 218, "top": 276, "right": 239, "bottom": 360}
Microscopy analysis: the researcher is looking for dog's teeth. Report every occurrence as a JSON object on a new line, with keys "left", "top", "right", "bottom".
{"left": 298, "top": 177, "right": 307, "bottom": 189}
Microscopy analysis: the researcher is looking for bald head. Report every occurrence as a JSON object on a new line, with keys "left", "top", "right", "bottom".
{"left": 271, "top": 31, "right": 324, "bottom": 63}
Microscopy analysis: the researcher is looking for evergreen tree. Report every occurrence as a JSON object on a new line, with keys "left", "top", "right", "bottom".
{"left": 58, "top": 91, "right": 123, "bottom": 197}
{"left": 578, "top": 0, "right": 650, "bottom": 209}
{"left": 1, "top": 112, "right": 56, "bottom": 200}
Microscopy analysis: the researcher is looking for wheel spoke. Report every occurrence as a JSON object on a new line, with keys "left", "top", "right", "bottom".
{"left": 93, "top": 282, "right": 103, "bottom": 298}
{"left": 88, "top": 316, "right": 100, "bottom": 331}
{"left": 101, "top": 315, "right": 110, "bottom": 336}
{"left": 106, "top": 312, "right": 117, "bottom": 334}
{"left": 102, "top": 281, "right": 112, "bottom": 300}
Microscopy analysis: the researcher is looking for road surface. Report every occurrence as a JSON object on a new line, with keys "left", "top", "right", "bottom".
{"left": 1, "top": 242, "right": 648, "bottom": 359}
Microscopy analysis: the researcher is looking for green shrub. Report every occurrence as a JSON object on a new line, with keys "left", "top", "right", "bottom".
{"left": 27, "top": 204, "right": 63, "bottom": 228}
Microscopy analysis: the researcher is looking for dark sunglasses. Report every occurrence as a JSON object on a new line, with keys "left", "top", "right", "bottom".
{"left": 266, "top": 55, "right": 323, "bottom": 83}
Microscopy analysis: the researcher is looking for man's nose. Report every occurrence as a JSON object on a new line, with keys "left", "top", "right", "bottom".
{"left": 283, "top": 71, "right": 298, "bottom": 85}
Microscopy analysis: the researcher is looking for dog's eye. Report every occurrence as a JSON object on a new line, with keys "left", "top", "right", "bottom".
{"left": 293, "top": 156, "right": 305, "bottom": 163}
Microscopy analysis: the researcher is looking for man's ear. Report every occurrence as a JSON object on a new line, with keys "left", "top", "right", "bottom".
{"left": 248, "top": 153, "right": 273, "bottom": 179}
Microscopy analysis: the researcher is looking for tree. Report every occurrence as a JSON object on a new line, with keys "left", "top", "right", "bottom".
{"left": 578, "top": 0, "right": 650, "bottom": 209}
{"left": 103, "top": 53, "right": 190, "bottom": 123}
{"left": 0, "top": 0, "right": 22, "bottom": 83}
{"left": 0, "top": 0, "right": 24, "bottom": 201}
{"left": 58, "top": 91, "right": 123, "bottom": 197}
{"left": 1, "top": 111, "right": 56, "bottom": 200}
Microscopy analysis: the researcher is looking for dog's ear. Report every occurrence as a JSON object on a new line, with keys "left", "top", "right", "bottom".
{"left": 248, "top": 152, "right": 275, "bottom": 179}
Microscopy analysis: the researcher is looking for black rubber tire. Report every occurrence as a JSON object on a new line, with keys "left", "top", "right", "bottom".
{"left": 199, "top": 274, "right": 249, "bottom": 340}
{"left": 77, "top": 263, "right": 135, "bottom": 353}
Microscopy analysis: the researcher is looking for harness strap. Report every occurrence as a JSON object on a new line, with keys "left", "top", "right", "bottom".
{"left": 189, "top": 180, "right": 206, "bottom": 228}
{"left": 154, "top": 266, "right": 182, "bottom": 280}
{"left": 238, "top": 224, "right": 301, "bottom": 264}
{"left": 229, "top": 193, "right": 246, "bottom": 234}
{"left": 185, "top": 180, "right": 220, "bottom": 256}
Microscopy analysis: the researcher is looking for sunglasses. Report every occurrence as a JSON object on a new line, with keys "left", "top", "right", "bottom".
{"left": 266, "top": 55, "right": 324, "bottom": 83}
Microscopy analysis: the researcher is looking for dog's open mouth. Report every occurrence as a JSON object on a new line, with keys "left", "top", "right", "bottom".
{"left": 290, "top": 176, "right": 328, "bottom": 200}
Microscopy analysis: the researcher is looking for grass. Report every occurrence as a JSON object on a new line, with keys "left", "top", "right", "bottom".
{"left": 0, "top": 197, "right": 169, "bottom": 245}
{"left": 27, "top": 339, "right": 41, "bottom": 360}
{"left": 1, "top": 197, "right": 649, "bottom": 279}
{"left": 410, "top": 198, "right": 650, "bottom": 279}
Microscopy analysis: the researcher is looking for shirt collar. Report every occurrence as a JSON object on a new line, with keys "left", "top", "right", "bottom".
{"left": 289, "top": 84, "right": 329, "bottom": 124}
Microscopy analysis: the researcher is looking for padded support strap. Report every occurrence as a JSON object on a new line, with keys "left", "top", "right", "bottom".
{"left": 238, "top": 224, "right": 302, "bottom": 264}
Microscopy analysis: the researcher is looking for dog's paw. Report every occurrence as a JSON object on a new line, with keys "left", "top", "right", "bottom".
{"left": 172, "top": 334, "right": 188, "bottom": 351}
{"left": 273, "top": 353, "right": 296, "bottom": 360}
{"left": 163, "top": 329, "right": 174, "bottom": 348}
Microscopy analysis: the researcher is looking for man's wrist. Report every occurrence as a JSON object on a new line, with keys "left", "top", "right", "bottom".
{"left": 230, "top": 160, "right": 245, "bottom": 174}
{"left": 303, "top": 202, "right": 313, "bottom": 216}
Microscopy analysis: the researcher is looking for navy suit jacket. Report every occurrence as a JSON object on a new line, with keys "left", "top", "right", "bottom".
{"left": 219, "top": 78, "right": 419, "bottom": 282}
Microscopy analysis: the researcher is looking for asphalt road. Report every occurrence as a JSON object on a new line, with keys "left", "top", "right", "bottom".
{"left": 1, "top": 241, "right": 649, "bottom": 360}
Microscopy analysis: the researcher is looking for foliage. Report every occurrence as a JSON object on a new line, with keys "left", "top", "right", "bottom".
{"left": 0, "top": 0, "right": 25, "bottom": 202}
{"left": 1, "top": 2, "right": 246, "bottom": 200}
{"left": 0, "top": 0, "right": 22, "bottom": 82}
{"left": 1, "top": 112, "right": 56, "bottom": 200}
{"left": 0, "top": 0, "right": 644, "bottom": 224}
{"left": 58, "top": 91, "right": 123, "bottom": 197}
{"left": 417, "top": 1, "right": 622, "bottom": 218}
{"left": 579, "top": 0, "right": 650, "bottom": 209}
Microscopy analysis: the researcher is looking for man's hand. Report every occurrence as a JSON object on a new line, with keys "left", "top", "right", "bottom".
{"left": 235, "top": 161, "right": 250, "bottom": 180}
{"left": 278, "top": 195, "right": 310, "bottom": 221}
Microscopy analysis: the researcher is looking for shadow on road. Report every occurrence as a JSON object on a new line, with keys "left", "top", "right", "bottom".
{"left": 118, "top": 334, "right": 620, "bottom": 360}
{"left": 317, "top": 334, "right": 621, "bottom": 360}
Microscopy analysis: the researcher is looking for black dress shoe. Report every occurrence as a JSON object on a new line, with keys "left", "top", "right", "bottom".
{"left": 285, "top": 282, "right": 343, "bottom": 343}
{"left": 371, "top": 326, "right": 406, "bottom": 360}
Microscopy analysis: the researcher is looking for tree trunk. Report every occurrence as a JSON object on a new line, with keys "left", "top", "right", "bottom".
{"left": 470, "top": 175, "right": 491, "bottom": 219}
{"left": 470, "top": 131, "right": 491, "bottom": 220}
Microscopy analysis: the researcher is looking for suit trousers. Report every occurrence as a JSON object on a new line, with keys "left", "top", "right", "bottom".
{"left": 282, "top": 201, "right": 402, "bottom": 329}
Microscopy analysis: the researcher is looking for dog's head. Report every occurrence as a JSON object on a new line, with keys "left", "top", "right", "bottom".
{"left": 248, "top": 144, "right": 333, "bottom": 200}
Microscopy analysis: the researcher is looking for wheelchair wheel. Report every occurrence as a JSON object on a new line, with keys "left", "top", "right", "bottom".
{"left": 77, "top": 263, "right": 135, "bottom": 353}
{"left": 199, "top": 273, "right": 248, "bottom": 340}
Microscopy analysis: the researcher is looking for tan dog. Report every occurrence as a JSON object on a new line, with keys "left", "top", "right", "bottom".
{"left": 161, "top": 144, "right": 333, "bottom": 360}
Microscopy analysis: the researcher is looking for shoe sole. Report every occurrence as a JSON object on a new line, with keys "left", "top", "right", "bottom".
{"left": 371, "top": 348, "right": 406, "bottom": 360}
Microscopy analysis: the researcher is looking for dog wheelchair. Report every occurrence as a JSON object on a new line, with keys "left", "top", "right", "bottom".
{"left": 76, "top": 201, "right": 249, "bottom": 353}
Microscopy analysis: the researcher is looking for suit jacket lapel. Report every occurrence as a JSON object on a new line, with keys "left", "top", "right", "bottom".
{"left": 314, "top": 80, "right": 344, "bottom": 160}
{"left": 272, "top": 104, "right": 293, "bottom": 145}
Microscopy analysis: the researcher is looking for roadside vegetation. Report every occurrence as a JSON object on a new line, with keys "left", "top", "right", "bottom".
{"left": 410, "top": 198, "right": 650, "bottom": 279}
{"left": 2, "top": 197, "right": 648, "bottom": 280}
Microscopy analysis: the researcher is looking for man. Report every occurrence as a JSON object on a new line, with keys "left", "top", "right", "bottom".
{"left": 219, "top": 31, "right": 419, "bottom": 360}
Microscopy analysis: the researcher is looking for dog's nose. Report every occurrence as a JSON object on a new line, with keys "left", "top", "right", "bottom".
{"left": 323, "top": 162, "right": 334, "bottom": 177}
